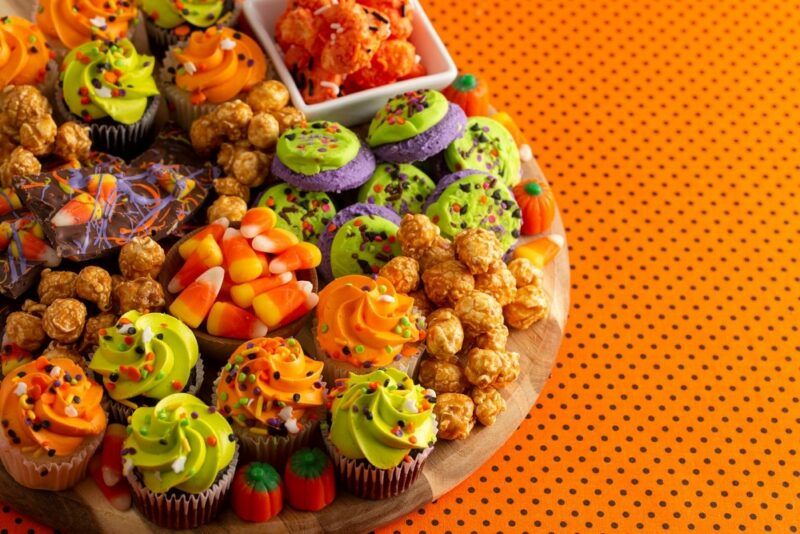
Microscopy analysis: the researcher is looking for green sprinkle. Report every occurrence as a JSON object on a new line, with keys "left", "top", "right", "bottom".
{"left": 403, "top": 330, "right": 411, "bottom": 339}
{"left": 378, "top": 284, "right": 387, "bottom": 294}
{"left": 321, "top": 324, "right": 329, "bottom": 333}
{"left": 287, "top": 338, "right": 296, "bottom": 346}
{"left": 126, "top": 425, "right": 133, "bottom": 435}
{"left": 224, "top": 363, "right": 232, "bottom": 371}
{"left": 156, "top": 371, "right": 165, "bottom": 380}
{"left": 355, "top": 345, "right": 365, "bottom": 354}
{"left": 180, "top": 419, "right": 189, "bottom": 427}
{"left": 400, "top": 317, "right": 411, "bottom": 326}
{"left": 158, "top": 410, "right": 168, "bottom": 420}
{"left": 238, "top": 372, "right": 247, "bottom": 383}
{"left": 139, "top": 427, "right": 148, "bottom": 436}
{"left": 28, "top": 35, "right": 37, "bottom": 43}
{"left": 220, "top": 392, "right": 228, "bottom": 401}
{"left": 394, "top": 325, "right": 403, "bottom": 334}
{"left": 235, "top": 355, "right": 244, "bottom": 364}
{"left": 248, "top": 374, "right": 256, "bottom": 383}
{"left": 385, "top": 345, "right": 393, "bottom": 354}
{"left": 238, "top": 398, "right": 249, "bottom": 407}
{"left": 140, "top": 370, "right": 149, "bottom": 380}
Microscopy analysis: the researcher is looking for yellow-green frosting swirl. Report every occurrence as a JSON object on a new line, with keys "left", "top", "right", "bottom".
{"left": 123, "top": 393, "right": 236, "bottom": 494}
{"left": 141, "top": 0, "right": 226, "bottom": 29}
{"left": 328, "top": 368, "right": 437, "bottom": 469}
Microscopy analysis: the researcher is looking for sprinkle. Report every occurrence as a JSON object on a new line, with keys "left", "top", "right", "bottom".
{"left": 403, "top": 396, "right": 419, "bottom": 414}
{"left": 171, "top": 456, "right": 187, "bottom": 473}
{"left": 89, "top": 16, "right": 106, "bottom": 28}
{"left": 65, "top": 405, "right": 79, "bottom": 418}
{"left": 13, "top": 382, "right": 26, "bottom": 397}
{"left": 49, "top": 366, "right": 61, "bottom": 378}
{"left": 142, "top": 326, "right": 154, "bottom": 343}
{"left": 183, "top": 61, "right": 197, "bottom": 75}
{"left": 95, "top": 86, "right": 112, "bottom": 98}
{"left": 377, "top": 294, "right": 396, "bottom": 303}
{"left": 220, "top": 38, "right": 237, "bottom": 50}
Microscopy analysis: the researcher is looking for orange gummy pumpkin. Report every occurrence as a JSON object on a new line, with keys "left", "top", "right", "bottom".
{"left": 513, "top": 178, "right": 556, "bottom": 235}
{"left": 443, "top": 73, "right": 490, "bottom": 117}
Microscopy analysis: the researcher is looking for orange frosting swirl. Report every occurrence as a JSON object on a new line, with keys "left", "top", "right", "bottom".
{"left": 172, "top": 26, "right": 267, "bottom": 105}
{"left": 215, "top": 337, "right": 325, "bottom": 433}
{"left": 0, "top": 16, "right": 53, "bottom": 88}
{"left": 316, "top": 274, "right": 422, "bottom": 368}
{"left": 0, "top": 357, "right": 107, "bottom": 457}
{"left": 36, "top": 0, "right": 138, "bottom": 50}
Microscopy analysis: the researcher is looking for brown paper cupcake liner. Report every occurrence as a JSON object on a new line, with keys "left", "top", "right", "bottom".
{"left": 158, "top": 60, "right": 220, "bottom": 131}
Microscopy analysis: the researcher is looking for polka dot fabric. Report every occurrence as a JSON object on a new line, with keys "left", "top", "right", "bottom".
{"left": 380, "top": 0, "right": 800, "bottom": 532}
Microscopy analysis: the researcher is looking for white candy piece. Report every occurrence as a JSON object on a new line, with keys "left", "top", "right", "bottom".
{"left": 95, "top": 87, "right": 112, "bottom": 99}
{"left": 171, "top": 456, "right": 187, "bottom": 474}
{"left": 403, "top": 395, "right": 419, "bottom": 414}
{"left": 284, "top": 418, "right": 300, "bottom": 434}
{"left": 220, "top": 38, "right": 237, "bottom": 51}
{"left": 142, "top": 326, "right": 154, "bottom": 344}
{"left": 519, "top": 144, "right": 533, "bottom": 162}
{"left": 377, "top": 294, "right": 396, "bottom": 303}
{"left": 278, "top": 405, "right": 294, "bottom": 421}
{"left": 50, "top": 366, "right": 62, "bottom": 378}
{"left": 13, "top": 382, "right": 27, "bottom": 397}
{"left": 89, "top": 16, "right": 106, "bottom": 28}
{"left": 183, "top": 62, "right": 197, "bottom": 75}
{"left": 65, "top": 405, "right": 79, "bottom": 418}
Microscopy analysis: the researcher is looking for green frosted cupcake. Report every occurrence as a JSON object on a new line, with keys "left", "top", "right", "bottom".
{"left": 357, "top": 163, "right": 436, "bottom": 216}
{"left": 445, "top": 116, "right": 522, "bottom": 186}
{"left": 256, "top": 183, "right": 336, "bottom": 246}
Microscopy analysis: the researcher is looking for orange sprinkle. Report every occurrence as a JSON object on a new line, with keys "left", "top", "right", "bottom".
{"left": 354, "top": 219, "right": 363, "bottom": 227}
{"left": 172, "top": 380, "right": 183, "bottom": 391}
{"left": 190, "top": 91, "right": 207, "bottom": 105}
{"left": 206, "top": 436, "right": 217, "bottom": 446}
{"left": 174, "top": 25, "right": 190, "bottom": 37}
{"left": 409, "top": 435, "right": 417, "bottom": 444}
{"left": 103, "top": 71, "right": 118, "bottom": 84}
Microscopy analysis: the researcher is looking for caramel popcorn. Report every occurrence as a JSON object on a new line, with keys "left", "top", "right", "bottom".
{"left": 54, "top": 122, "right": 92, "bottom": 161}
{"left": 433, "top": 393, "right": 475, "bottom": 440}
{"left": 474, "top": 265, "right": 518, "bottom": 306}
{"left": 0, "top": 146, "right": 41, "bottom": 188}
{"left": 1, "top": 86, "right": 51, "bottom": 130}
{"left": 18, "top": 115, "right": 56, "bottom": 155}
{"left": 476, "top": 324, "right": 509, "bottom": 351}
{"left": 408, "top": 290, "right": 434, "bottom": 318}
{"left": 418, "top": 237, "right": 455, "bottom": 272}
{"left": 507, "top": 257, "right": 544, "bottom": 288}
{"left": 425, "top": 308, "right": 464, "bottom": 360}
{"left": 4, "top": 311, "right": 46, "bottom": 351}
{"left": 378, "top": 256, "right": 420, "bottom": 294}
{"left": 504, "top": 284, "right": 549, "bottom": 329}
{"left": 42, "top": 298, "right": 87, "bottom": 344}
{"left": 21, "top": 299, "right": 47, "bottom": 317}
{"left": 115, "top": 277, "right": 166, "bottom": 314}
{"left": 247, "top": 112, "right": 280, "bottom": 150}
{"left": 118, "top": 236, "right": 165, "bottom": 280}
{"left": 214, "top": 177, "right": 251, "bottom": 201}
{"left": 213, "top": 100, "right": 253, "bottom": 141}
{"left": 231, "top": 149, "right": 270, "bottom": 187}
{"left": 464, "top": 347, "right": 505, "bottom": 388}
{"left": 418, "top": 359, "right": 468, "bottom": 394}
{"left": 207, "top": 195, "right": 248, "bottom": 223}
{"left": 272, "top": 106, "right": 306, "bottom": 133}
{"left": 38, "top": 269, "right": 78, "bottom": 305}
{"left": 454, "top": 227, "right": 504, "bottom": 275}
{"left": 216, "top": 141, "right": 245, "bottom": 169}
{"left": 454, "top": 291, "right": 504, "bottom": 335}
{"left": 75, "top": 266, "right": 113, "bottom": 311}
{"left": 0, "top": 132, "right": 15, "bottom": 160}
{"left": 422, "top": 259, "right": 475, "bottom": 307}
{"left": 246, "top": 80, "right": 290, "bottom": 114}
{"left": 190, "top": 115, "right": 223, "bottom": 155}
{"left": 40, "top": 342, "right": 83, "bottom": 365}
{"left": 496, "top": 350, "right": 521, "bottom": 386}
{"left": 398, "top": 213, "right": 440, "bottom": 258}
{"left": 79, "top": 312, "right": 117, "bottom": 353}
{"left": 471, "top": 386, "right": 506, "bottom": 426}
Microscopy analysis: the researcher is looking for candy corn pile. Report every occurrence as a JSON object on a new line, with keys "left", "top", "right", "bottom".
{"left": 167, "top": 207, "right": 322, "bottom": 339}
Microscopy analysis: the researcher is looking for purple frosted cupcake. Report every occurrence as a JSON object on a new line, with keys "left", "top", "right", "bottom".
{"left": 272, "top": 121, "right": 375, "bottom": 193}
{"left": 366, "top": 90, "right": 467, "bottom": 164}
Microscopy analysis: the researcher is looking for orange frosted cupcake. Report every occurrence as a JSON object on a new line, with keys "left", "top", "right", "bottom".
{"left": 0, "top": 16, "right": 57, "bottom": 92}
{"left": 0, "top": 357, "right": 107, "bottom": 490}
{"left": 160, "top": 26, "right": 267, "bottom": 129}
{"left": 314, "top": 274, "right": 426, "bottom": 384}
{"left": 213, "top": 337, "right": 325, "bottom": 466}
{"left": 35, "top": 0, "right": 139, "bottom": 56}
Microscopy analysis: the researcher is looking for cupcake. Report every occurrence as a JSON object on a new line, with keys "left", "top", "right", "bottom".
{"left": 123, "top": 393, "right": 238, "bottom": 529}
{"left": 316, "top": 203, "right": 402, "bottom": 281}
{"left": 213, "top": 337, "right": 325, "bottom": 466}
{"left": 366, "top": 89, "right": 467, "bottom": 164}
{"left": 445, "top": 116, "right": 522, "bottom": 186}
{"left": 0, "top": 356, "right": 107, "bottom": 490}
{"left": 55, "top": 39, "right": 160, "bottom": 157}
{"left": 272, "top": 121, "right": 376, "bottom": 193}
{"left": 256, "top": 183, "right": 336, "bottom": 246}
{"left": 160, "top": 26, "right": 268, "bottom": 130}
{"left": 357, "top": 162, "right": 436, "bottom": 216}
{"left": 0, "top": 16, "right": 57, "bottom": 94}
{"left": 314, "top": 274, "right": 425, "bottom": 383}
{"left": 88, "top": 311, "right": 203, "bottom": 424}
{"left": 140, "top": 0, "right": 241, "bottom": 57}
{"left": 323, "top": 367, "right": 437, "bottom": 500}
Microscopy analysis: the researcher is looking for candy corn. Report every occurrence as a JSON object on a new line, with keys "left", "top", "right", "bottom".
{"left": 89, "top": 454, "right": 131, "bottom": 511}
{"left": 167, "top": 234, "right": 224, "bottom": 293}
{"left": 230, "top": 272, "right": 294, "bottom": 309}
{"left": 269, "top": 242, "right": 322, "bottom": 274}
{"left": 252, "top": 280, "right": 319, "bottom": 329}
{"left": 513, "top": 234, "right": 565, "bottom": 268}
{"left": 179, "top": 217, "right": 229, "bottom": 259}
{"left": 255, "top": 251, "right": 270, "bottom": 274}
{"left": 8, "top": 230, "right": 60, "bottom": 266}
{"left": 169, "top": 266, "right": 225, "bottom": 328}
{"left": 251, "top": 227, "right": 299, "bottom": 254}
{"left": 222, "top": 228, "right": 263, "bottom": 283}
{"left": 52, "top": 192, "right": 102, "bottom": 227}
{"left": 206, "top": 302, "right": 268, "bottom": 339}
{"left": 101, "top": 424, "right": 127, "bottom": 487}
{"left": 86, "top": 173, "right": 119, "bottom": 205}
{"left": 240, "top": 207, "right": 277, "bottom": 239}
{"left": 0, "top": 187, "right": 22, "bottom": 217}
{"left": 154, "top": 166, "right": 196, "bottom": 199}
{"left": 0, "top": 221, "right": 11, "bottom": 252}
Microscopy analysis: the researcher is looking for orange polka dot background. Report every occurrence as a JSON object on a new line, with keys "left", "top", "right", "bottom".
{"left": 3, "top": 0, "right": 800, "bottom": 532}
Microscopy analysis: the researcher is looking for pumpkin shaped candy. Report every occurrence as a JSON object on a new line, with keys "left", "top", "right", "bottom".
{"left": 443, "top": 73, "right": 490, "bottom": 117}
{"left": 231, "top": 462, "right": 284, "bottom": 523}
{"left": 284, "top": 447, "right": 336, "bottom": 511}
{"left": 513, "top": 178, "right": 556, "bottom": 235}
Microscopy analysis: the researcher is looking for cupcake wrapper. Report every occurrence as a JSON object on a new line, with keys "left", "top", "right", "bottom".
{"left": 0, "top": 431, "right": 103, "bottom": 491}
{"left": 143, "top": 0, "right": 243, "bottom": 58}
{"left": 322, "top": 427, "right": 431, "bottom": 500}
{"left": 158, "top": 61, "right": 220, "bottom": 131}
{"left": 127, "top": 449, "right": 239, "bottom": 529}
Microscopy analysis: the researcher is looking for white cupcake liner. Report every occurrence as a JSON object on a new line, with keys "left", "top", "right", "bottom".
{"left": 127, "top": 449, "right": 238, "bottom": 529}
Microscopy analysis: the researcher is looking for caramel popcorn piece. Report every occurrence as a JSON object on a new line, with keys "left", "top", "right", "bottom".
{"left": 42, "top": 298, "right": 87, "bottom": 344}
{"left": 425, "top": 308, "right": 464, "bottom": 360}
{"left": 418, "top": 237, "right": 455, "bottom": 272}
{"left": 496, "top": 350, "right": 521, "bottom": 387}
{"left": 433, "top": 393, "right": 475, "bottom": 440}
{"left": 190, "top": 115, "right": 223, "bottom": 156}
{"left": 422, "top": 259, "right": 475, "bottom": 307}
{"left": 79, "top": 312, "right": 117, "bottom": 353}
{"left": 398, "top": 213, "right": 440, "bottom": 259}
{"left": 454, "top": 291, "right": 504, "bottom": 335}
{"left": 214, "top": 177, "right": 251, "bottom": 201}
{"left": 272, "top": 106, "right": 306, "bottom": 133}
{"left": 476, "top": 324, "right": 509, "bottom": 351}
{"left": 0, "top": 132, "right": 15, "bottom": 160}
{"left": 507, "top": 257, "right": 544, "bottom": 288}
{"left": 503, "top": 284, "right": 549, "bottom": 329}
{"left": 408, "top": 289, "right": 434, "bottom": 318}
{"left": 115, "top": 277, "right": 166, "bottom": 314}
{"left": 38, "top": 269, "right": 78, "bottom": 305}
{"left": 474, "top": 265, "right": 517, "bottom": 306}
{"left": 18, "top": 115, "right": 56, "bottom": 155}
{"left": 75, "top": 266, "right": 113, "bottom": 311}
{"left": 21, "top": 299, "right": 47, "bottom": 318}
{"left": 454, "top": 227, "right": 504, "bottom": 275}
{"left": 418, "top": 359, "right": 468, "bottom": 394}
{"left": 4, "top": 311, "right": 47, "bottom": 351}
{"left": 118, "top": 236, "right": 165, "bottom": 280}
{"left": 247, "top": 112, "right": 280, "bottom": 151}
{"left": 378, "top": 256, "right": 420, "bottom": 294}
{"left": 41, "top": 341, "right": 83, "bottom": 365}
{"left": 231, "top": 150, "right": 271, "bottom": 187}
{"left": 471, "top": 386, "right": 506, "bottom": 426}
{"left": 0, "top": 146, "right": 41, "bottom": 188}
{"left": 1, "top": 86, "right": 51, "bottom": 129}
{"left": 54, "top": 122, "right": 92, "bottom": 161}
{"left": 207, "top": 195, "right": 248, "bottom": 223}
{"left": 464, "top": 347, "right": 505, "bottom": 388}
{"left": 246, "top": 80, "right": 290, "bottom": 114}
{"left": 212, "top": 100, "right": 253, "bottom": 141}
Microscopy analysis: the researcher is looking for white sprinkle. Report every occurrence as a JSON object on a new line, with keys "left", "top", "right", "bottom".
{"left": 95, "top": 87, "right": 112, "bottom": 99}
{"left": 171, "top": 456, "right": 187, "bottom": 474}
{"left": 13, "top": 382, "right": 27, "bottom": 397}
{"left": 320, "top": 81, "right": 340, "bottom": 95}
{"left": 65, "top": 405, "right": 79, "bottom": 418}
{"left": 424, "top": 388, "right": 437, "bottom": 399}
{"left": 314, "top": 5, "right": 331, "bottom": 15}
{"left": 49, "top": 366, "right": 62, "bottom": 378}
{"left": 219, "top": 38, "right": 237, "bottom": 51}
{"left": 89, "top": 16, "right": 106, "bottom": 28}
{"left": 330, "top": 23, "right": 342, "bottom": 30}
{"left": 278, "top": 406, "right": 294, "bottom": 421}
{"left": 403, "top": 396, "right": 419, "bottom": 414}
{"left": 122, "top": 458, "right": 133, "bottom": 476}
{"left": 377, "top": 294, "right": 396, "bottom": 303}
{"left": 519, "top": 144, "right": 533, "bottom": 162}
{"left": 183, "top": 61, "right": 197, "bottom": 75}
{"left": 285, "top": 418, "right": 300, "bottom": 434}
{"left": 142, "top": 326, "right": 154, "bottom": 344}
{"left": 415, "top": 54, "right": 422, "bottom": 64}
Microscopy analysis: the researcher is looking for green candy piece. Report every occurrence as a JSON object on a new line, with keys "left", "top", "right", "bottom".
{"left": 445, "top": 117, "right": 522, "bottom": 186}
{"left": 61, "top": 39, "right": 159, "bottom": 125}
{"left": 276, "top": 121, "right": 360, "bottom": 175}
{"left": 288, "top": 448, "right": 330, "bottom": 479}
{"left": 366, "top": 90, "right": 449, "bottom": 147}
{"left": 330, "top": 215, "right": 401, "bottom": 279}
{"left": 426, "top": 172, "right": 522, "bottom": 251}
{"left": 244, "top": 462, "right": 281, "bottom": 492}
{"left": 257, "top": 184, "right": 336, "bottom": 245}
{"left": 357, "top": 163, "right": 436, "bottom": 216}
{"left": 141, "top": 0, "right": 225, "bottom": 29}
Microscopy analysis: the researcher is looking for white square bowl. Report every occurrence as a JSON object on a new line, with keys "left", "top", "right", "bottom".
{"left": 243, "top": 0, "right": 458, "bottom": 126}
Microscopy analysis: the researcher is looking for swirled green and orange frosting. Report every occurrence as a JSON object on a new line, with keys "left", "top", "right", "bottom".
{"left": 141, "top": 0, "right": 228, "bottom": 29}
{"left": 0, "top": 357, "right": 107, "bottom": 457}
{"left": 169, "top": 26, "right": 267, "bottom": 105}
{"left": 89, "top": 311, "right": 199, "bottom": 408}
{"left": 61, "top": 39, "right": 159, "bottom": 124}
{"left": 327, "top": 368, "right": 437, "bottom": 469}
{"left": 123, "top": 393, "right": 236, "bottom": 494}
{"left": 0, "top": 16, "right": 54, "bottom": 88}
{"left": 316, "top": 275, "right": 422, "bottom": 369}
{"left": 215, "top": 337, "right": 325, "bottom": 435}
{"left": 36, "top": 0, "right": 138, "bottom": 50}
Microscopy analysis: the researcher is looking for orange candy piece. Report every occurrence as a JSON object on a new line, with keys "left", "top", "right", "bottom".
{"left": 168, "top": 234, "right": 224, "bottom": 293}
{"left": 179, "top": 217, "right": 229, "bottom": 259}
{"left": 269, "top": 242, "right": 322, "bottom": 274}
{"left": 169, "top": 266, "right": 225, "bottom": 328}
{"left": 222, "top": 228, "right": 263, "bottom": 284}
{"left": 240, "top": 207, "right": 278, "bottom": 239}
{"left": 230, "top": 272, "right": 294, "bottom": 309}
{"left": 206, "top": 302, "right": 268, "bottom": 339}
{"left": 252, "top": 280, "right": 319, "bottom": 329}
{"left": 251, "top": 227, "right": 300, "bottom": 254}
{"left": 513, "top": 235, "right": 565, "bottom": 268}
{"left": 52, "top": 192, "right": 102, "bottom": 227}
